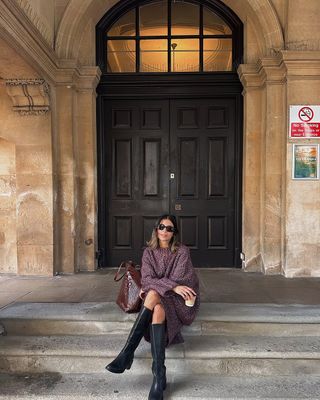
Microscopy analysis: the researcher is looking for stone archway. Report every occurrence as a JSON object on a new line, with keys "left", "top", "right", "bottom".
{"left": 55, "top": 0, "right": 284, "bottom": 62}
{"left": 54, "top": 0, "right": 286, "bottom": 275}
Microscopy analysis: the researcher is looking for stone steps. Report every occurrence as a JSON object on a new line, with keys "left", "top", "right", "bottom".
{"left": 0, "top": 372, "right": 320, "bottom": 399}
{"left": 1, "top": 334, "right": 320, "bottom": 375}
{"left": 1, "top": 301, "right": 320, "bottom": 398}
{"left": 1, "top": 302, "right": 320, "bottom": 336}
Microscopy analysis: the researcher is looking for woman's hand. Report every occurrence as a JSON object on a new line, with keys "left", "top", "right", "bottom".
{"left": 139, "top": 288, "right": 146, "bottom": 300}
{"left": 173, "top": 285, "right": 196, "bottom": 300}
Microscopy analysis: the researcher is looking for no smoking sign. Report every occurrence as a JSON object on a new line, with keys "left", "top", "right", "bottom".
{"left": 290, "top": 105, "right": 320, "bottom": 138}
{"left": 298, "top": 107, "right": 314, "bottom": 122}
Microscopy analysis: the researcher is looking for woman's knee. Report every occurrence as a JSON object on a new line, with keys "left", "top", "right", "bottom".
{"left": 146, "top": 289, "right": 161, "bottom": 300}
{"left": 152, "top": 303, "right": 165, "bottom": 323}
{"left": 144, "top": 289, "right": 161, "bottom": 307}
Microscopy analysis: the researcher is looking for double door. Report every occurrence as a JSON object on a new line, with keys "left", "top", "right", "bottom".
{"left": 101, "top": 97, "right": 241, "bottom": 267}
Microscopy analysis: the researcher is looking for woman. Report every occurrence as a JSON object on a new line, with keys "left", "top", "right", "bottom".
{"left": 106, "top": 214, "right": 200, "bottom": 400}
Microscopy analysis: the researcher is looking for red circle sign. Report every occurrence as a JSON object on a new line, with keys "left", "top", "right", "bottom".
{"left": 298, "top": 107, "right": 314, "bottom": 122}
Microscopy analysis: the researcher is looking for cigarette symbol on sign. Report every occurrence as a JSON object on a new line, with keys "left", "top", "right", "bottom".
{"left": 298, "top": 107, "right": 314, "bottom": 122}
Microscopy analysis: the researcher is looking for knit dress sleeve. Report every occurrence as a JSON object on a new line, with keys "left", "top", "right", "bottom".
{"left": 141, "top": 248, "right": 178, "bottom": 296}
{"left": 168, "top": 245, "right": 199, "bottom": 290}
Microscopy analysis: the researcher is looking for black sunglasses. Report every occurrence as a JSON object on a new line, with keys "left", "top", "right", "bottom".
{"left": 157, "top": 223, "right": 175, "bottom": 233}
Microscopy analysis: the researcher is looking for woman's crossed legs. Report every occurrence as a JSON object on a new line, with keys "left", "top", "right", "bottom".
{"left": 144, "top": 289, "right": 165, "bottom": 323}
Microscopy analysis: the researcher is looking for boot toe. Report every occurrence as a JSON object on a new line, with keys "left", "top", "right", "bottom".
{"left": 105, "top": 363, "right": 123, "bottom": 373}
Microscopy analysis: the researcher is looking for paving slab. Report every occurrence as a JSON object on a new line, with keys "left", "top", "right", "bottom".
{"left": 0, "top": 373, "right": 320, "bottom": 399}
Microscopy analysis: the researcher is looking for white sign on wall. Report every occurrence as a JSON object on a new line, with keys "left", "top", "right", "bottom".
{"left": 289, "top": 105, "right": 320, "bottom": 138}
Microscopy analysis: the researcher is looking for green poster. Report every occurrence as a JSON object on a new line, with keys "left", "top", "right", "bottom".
{"left": 293, "top": 145, "right": 319, "bottom": 179}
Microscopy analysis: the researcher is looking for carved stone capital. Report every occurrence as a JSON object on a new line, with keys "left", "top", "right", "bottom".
{"left": 74, "top": 66, "right": 102, "bottom": 92}
{"left": 238, "top": 54, "right": 287, "bottom": 92}
{"left": 5, "top": 78, "right": 50, "bottom": 115}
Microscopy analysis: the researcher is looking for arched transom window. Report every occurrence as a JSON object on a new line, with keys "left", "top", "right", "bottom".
{"left": 105, "top": 0, "right": 234, "bottom": 73}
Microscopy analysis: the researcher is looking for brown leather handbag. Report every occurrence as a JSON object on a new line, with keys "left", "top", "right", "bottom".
{"left": 114, "top": 261, "right": 142, "bottom": 313}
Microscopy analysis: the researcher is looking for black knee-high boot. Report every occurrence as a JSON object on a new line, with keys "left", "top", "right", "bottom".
{"left": 106, "top": 306, "right": 152, "bottom": 373}
{"left": 148, "top": 323, "right": 166, "bottom": 400}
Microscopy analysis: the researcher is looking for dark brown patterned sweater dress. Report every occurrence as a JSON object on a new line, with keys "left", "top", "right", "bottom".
{"left": 141, "top": 244, "right": 200, "bottom": 347}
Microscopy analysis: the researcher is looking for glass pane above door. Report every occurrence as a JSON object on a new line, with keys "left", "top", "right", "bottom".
{"left": 107, "top": 40, "right": 136, "bottom": 72}
{"left": 140, "top": 1, "right": 168, "bottom": 36}
{"left": 203, "top": 38, "right": 232, "bottom": 71}
{"left": 171, "top": 39, "right": 199, "bottom": 72}
{"left": 140, "top": 39, "right": 168, "bottom": 72}
{"left": 171, "top": 1, "right": 200, "bottom": 35}
{"left": 203, "top": 7, "right": 231, "bottom": 35}
{"left": 107, "top": 9, "right": 135, "bottom": 36}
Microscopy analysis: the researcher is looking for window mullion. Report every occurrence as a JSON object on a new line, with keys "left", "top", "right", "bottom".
{"left": 199, "top": 4, "right": 203, "bottom": 72}
{"left": 136, "top": 5, "right": 139, "bottom": 72}
{"left": 168, "top": 0, "right": 171, "bottom": 73}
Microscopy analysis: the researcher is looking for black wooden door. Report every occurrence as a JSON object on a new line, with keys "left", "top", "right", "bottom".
{"left": 170, "top": 98, "right": 238, "bottom": 266}
{"left": 101, "top": 96, "right": 240, "bottom": 267}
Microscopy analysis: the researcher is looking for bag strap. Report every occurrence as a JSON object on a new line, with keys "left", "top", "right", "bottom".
{"left": 114, "top": 261, "right": 127, "bottom": 282}
{"left": 114, "top": 261, "right": 140, "bottom": 282}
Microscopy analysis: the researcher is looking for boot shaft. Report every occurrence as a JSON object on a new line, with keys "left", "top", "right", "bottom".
{"left": 148, "top": 323, "right": 167, "bottom": 400}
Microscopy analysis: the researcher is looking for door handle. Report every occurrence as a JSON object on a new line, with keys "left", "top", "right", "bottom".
{"left": 175, "top": 204, "right": 182, "bottom": 211}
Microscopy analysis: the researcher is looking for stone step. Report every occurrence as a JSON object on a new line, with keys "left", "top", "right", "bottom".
{"left": 0, "top": 372, "right": 320, "bottom": 399}
{"left": 1, "top": 334, "right": 320, "bottom": 375}
{"left": 1, "top": 302, "right": 320, "bottom": 336}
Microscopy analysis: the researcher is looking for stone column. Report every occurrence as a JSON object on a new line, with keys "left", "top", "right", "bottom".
{"left": 260, "top": 58, "right": 286, "bottom": 274}
{"left": 52, "top": 84, "right": 76, "bottom": 274}
{"left": 239, "top": 56, "right": 286, "bottom": 274}
{"left": 73, "top": 69, "right": 101, "bottom": 271}
{"left": 238, "top": 65, "right": 264, "bottom": 271}
{"left": 52, "top": 67, "right": 101, "bottom": 273}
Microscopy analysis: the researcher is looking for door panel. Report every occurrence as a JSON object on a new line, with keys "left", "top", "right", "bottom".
{"left": 104, "top": 100, "right": 170, "bottom": 266}
{"left": 170, "top": 99, "right": 236, "bottom": 266}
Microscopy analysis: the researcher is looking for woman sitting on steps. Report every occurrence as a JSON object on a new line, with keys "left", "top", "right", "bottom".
{"left": 106, "top": 214, "right": 200, "bottom": 400}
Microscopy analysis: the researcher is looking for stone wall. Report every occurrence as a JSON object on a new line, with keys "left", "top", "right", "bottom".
{"left": 0, "top": 37, "right": 53, "bottom": 276}
{"left": 284, "top": 56, "right": 320, "bottom": 277}
{"left": 0, "top": 105, "right": 53, "bottom": 275}
{"left": 0, "top": 0, "right": 319, "bottom": 277}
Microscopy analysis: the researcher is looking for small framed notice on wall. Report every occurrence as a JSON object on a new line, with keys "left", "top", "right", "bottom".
{"left": 292, "top": 144, "right": 319, "bottom": 180}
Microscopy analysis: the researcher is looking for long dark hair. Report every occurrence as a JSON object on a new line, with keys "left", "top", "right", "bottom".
{"left": 147, "top": 214, "right": 180, "bottom": 252}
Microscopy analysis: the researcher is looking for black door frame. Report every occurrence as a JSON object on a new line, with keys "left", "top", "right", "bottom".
{"left": 96, "top": 0, "right": 243, "bottom": 267}
{"left": 96, "top": 74, "right": 243, "bottom": 267}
